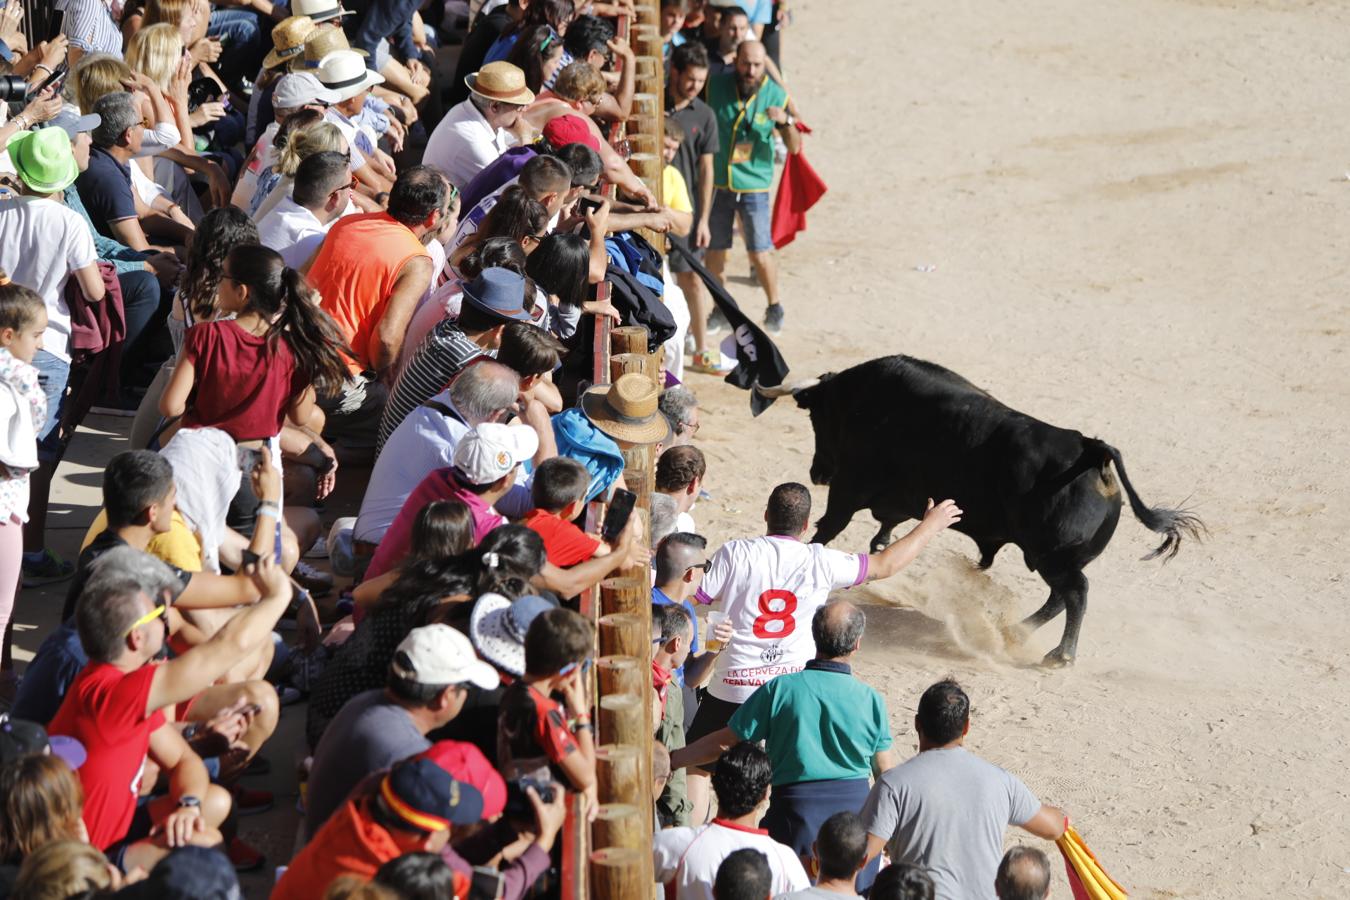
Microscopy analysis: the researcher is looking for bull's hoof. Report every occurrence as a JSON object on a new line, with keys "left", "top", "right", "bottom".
{"left": 999, "top": 623, "right": 1028, "bottom": 647}
{"left": 1041, "top": 649, "right": 1076, "bottom": 669}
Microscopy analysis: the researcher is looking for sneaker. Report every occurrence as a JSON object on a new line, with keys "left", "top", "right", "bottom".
{"left": 231, "top": 785, "right": 274, "bottom": 816}
{"left": 302, "top": 533, "right": 329, "bottom": 560}
{"left": 21, "top": 549, "right": 75, "bottom": 588}
{"left": 227, "top": 836, "right": 265, "bottom": 872}
{"left": 706, "top": 307, "right": 730, "bottom": 334}
{"left": 292, "top": 561, "right": 334, "bottom": 597}
{"left": 764, "top": 304, "right": 784, "bottom": 334}
{"left": 687, "top": 349, "right": 734, "bottom": 376}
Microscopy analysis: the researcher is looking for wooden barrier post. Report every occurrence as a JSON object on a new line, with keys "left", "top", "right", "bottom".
{"left": 584, "top": 4, "right": 666, "bottom": 896}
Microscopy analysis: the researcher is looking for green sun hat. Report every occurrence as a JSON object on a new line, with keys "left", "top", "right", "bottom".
{"left": 5, "top": 126, "right": 79, "bottom": 194}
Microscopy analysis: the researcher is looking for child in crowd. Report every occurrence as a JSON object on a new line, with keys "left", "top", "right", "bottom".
{"left": 522, "top": 457, "right": 607, "bottom": 567}
{"left": 0, "top": 276, "right": 48, "bottom": 703}
{"left": 661, "top": 115, "right": 695, "bottom": 239}
{"left": 159, "top": 244, "right": 348, "bottom": 562}
{"left": 497, "top": 607, "right": 598, "bottom": 811}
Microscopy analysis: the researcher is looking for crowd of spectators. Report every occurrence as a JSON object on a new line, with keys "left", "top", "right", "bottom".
{"left": 0, "top": 0, "right": 1068, "bottom": 897}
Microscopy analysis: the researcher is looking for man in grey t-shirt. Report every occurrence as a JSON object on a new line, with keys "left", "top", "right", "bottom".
{"left": 304, "top": 624, "right": 499, "bottom": 839}
{"left": 859, "top": 681, "right": 1066, "bottom": 900}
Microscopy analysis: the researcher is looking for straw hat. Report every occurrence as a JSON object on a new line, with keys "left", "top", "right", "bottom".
{"left": 580, "top": 373, "right": 673, "bottom": 445}
{"left": 465, "top": 61, "right": 536, "bottom": 106}
{"left": 263, "top": 15, "right": 316, "bottom": 70}
{"left": 301, "top": 26, "right": 366, "bottom": 72}
{"left": 315, "top": 50, "right": 384, "bottom": 102}
{"left": 290, "top": 0, "right": 354, "bottom": 23}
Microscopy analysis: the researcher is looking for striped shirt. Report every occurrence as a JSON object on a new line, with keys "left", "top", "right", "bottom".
{"left": 58, "top": 0, "right": 123, "bottom": 55}
{"left": 376, "top": 321, "right": 483, "bottom": 453}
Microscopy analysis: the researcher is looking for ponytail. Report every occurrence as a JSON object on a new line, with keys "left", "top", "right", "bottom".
{"left": 271, "top": 266, "right": 352, "bottom": 394}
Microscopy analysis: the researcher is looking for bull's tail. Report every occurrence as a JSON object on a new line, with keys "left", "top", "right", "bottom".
{"left": 1088, "top": 438, "right": 1206, "bottom": 561}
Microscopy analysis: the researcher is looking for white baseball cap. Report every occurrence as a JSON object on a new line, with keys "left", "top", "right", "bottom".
{"left": 273, "top": 72, "right": 342, "bottom": 109}
{"left": 393, "top": 624, "right": 500, "bottom": 690}
{"left": 453, "top": 422, "right": 539, "bottom": 486}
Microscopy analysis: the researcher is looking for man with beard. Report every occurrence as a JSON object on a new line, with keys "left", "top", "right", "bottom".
{"left": 705, "top": 40, "right": 799, "bottom": 334}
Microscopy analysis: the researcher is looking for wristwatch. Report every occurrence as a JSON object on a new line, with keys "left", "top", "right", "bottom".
{"left": 177, "top": 795, "right": 201, "bottom": 810}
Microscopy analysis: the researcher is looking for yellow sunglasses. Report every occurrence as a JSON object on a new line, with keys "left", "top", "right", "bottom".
{"left": 122, "top": 604, "right": 169, "bottom": 637}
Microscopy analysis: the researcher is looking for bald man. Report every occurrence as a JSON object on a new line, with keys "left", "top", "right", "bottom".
{"left": 673, "top": 600, "right": 896, "bottom": 881}
{"left": 996, "top": 847, "right": 1052, "bottom": 900}
{"left": 704, "top": 39, "right": 802, "bottom": 334}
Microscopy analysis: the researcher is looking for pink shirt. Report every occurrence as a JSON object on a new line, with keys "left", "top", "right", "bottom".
{"left": 365, "top": 467, "right": 502, "bottom": 580}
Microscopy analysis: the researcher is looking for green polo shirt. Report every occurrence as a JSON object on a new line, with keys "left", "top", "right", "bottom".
{"left": 706, "top": 72, "right": 789, "bottom": 193}
{"left": 729, "top": 660, "right": 893, "bottom": 786}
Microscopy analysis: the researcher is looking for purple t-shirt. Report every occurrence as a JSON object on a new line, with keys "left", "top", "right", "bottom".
{"left": 458, "top": 146, "right": 537, "bottom": 216}
{"left": 365, "top": 467, "right": 503, "bottom": 580}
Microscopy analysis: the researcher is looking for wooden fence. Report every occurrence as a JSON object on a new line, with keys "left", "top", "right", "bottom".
{"left": 563, "top": 2, "right": 667, "bottom": 897}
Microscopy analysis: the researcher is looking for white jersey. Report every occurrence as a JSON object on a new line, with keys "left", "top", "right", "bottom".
{"left": 695, "top": 535, "right": 867, "bottom": 703}
{"left": 654, "top": 820, "right": 809, "bottom": 900}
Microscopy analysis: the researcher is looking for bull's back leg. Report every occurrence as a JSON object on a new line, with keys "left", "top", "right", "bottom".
{"left": 1040, "top": 568, "right": 1088, "bottom": 667}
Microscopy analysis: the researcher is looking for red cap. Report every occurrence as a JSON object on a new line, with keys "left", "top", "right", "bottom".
{"left": 420, "top": 740, "right": 507, "bottom": 820}
{"left": 543, "top": 115, "right": 600, "bottom": 153}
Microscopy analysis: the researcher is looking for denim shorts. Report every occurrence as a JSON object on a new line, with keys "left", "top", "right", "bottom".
{"left": 31, "top": 350, "right": 70, "bottom": 462}
{"left": 708, "top": 188, "right": 773, "bottom": 253}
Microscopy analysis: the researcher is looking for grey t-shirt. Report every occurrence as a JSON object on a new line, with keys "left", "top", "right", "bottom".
{"left": 775, "top": 888, "right": 862, "bottom": 900}
{"left": 859, "top": 748, "right": 1041, "bottom": 900}
{"left": 304, "top": 689, "right": 431, "bottom": 840}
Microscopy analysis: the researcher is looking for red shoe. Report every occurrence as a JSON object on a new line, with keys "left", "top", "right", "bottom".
{"left": 231, "top": 784, "right": 274, "bottom": 816}
{"left": 227, "top": 836, "right": 265, "bottom": 872}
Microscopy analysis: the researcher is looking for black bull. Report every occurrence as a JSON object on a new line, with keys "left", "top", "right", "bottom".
{"left": 757, "top": 355, "right": 1204, "bottom": 665}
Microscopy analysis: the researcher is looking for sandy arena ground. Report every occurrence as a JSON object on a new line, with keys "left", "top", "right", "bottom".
{"left": 680, "top": 0, "right": 1350, "bottom": 896}
{"left": 12, "top": 0, "right": 1350, "bottom": 896}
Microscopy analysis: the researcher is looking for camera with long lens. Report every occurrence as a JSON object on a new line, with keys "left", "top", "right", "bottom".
{"left": 0, "top": 74, "right": 29, "bottom": 104}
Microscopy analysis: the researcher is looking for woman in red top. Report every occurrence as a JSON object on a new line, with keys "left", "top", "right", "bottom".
{"left": 160, "top": 244, "right": 350, "bottom": 444}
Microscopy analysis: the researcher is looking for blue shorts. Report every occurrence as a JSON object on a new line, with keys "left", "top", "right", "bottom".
{"left": 709, "top": 189, "right": 773, "bottom": 253}
{"left": 32, "top": 350, "right": 70, "bottom": 462}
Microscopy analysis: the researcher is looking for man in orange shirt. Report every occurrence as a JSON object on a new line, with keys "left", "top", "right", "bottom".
{"left": 307, "top": 165, "right": 452, "bottom": 455}
{"left": 274, "top": 756, "right": 483, "bottom": 900}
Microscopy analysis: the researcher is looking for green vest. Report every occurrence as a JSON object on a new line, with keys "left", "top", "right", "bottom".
{"left": 707, "top": 72, "right": 789, "bottom": 193}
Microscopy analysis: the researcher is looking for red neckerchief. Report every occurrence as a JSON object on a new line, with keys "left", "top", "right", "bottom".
{"left": 652, "top": 660, "right": 672, "bottom": 713}
{"left": 711, "top": 817, "right": 769, "bottom": 836}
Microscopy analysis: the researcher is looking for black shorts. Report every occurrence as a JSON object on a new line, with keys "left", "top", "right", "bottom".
{"left": 104, "top": 798, "right": 154, "bottom": 872}
{"left": 666, "top": 231, "right": 703, "bottom": 274}
{"left": 685, "top": 693, "right": 741, "bottom": 773}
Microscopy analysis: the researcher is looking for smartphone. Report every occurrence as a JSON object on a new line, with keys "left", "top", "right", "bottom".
{"left": 468, "top": 867, "right": 504, "bottom": 900}
{"left": 27, "top": 60, "right": 67, "bottom": 100}
{"left": 602, "top": 488, "right": 636, "bottom": 542}
{"left": 578, "top": 196, "right": 603, "bottom": 214}
{"left": 236, "top": 446, "right": 263, "bottom": 473}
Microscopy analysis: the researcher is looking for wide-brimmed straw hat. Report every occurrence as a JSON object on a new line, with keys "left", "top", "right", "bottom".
{"left": 581, "top": 373, "right": 673, "bottom": 445}
{"left": 264, "top": 15, "right": 317, "bottom": 69}
{"left": 316, "top": 50, "right": 384, "bottom": 102}
{"left": 290, "top": 0, "right": 354, "bottom": 23}
{"left": 301, "top": 27, "right": 367, "bottom": 72}
{"left": 465, "top": 61, "right": 535, "bottom": 106}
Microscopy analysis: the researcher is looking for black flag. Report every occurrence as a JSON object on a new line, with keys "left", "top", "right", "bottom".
{"left": 667, "top": 242, "right": 791, "bottom": 416}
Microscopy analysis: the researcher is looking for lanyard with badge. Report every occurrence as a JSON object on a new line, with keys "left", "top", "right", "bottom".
{"left": 731, "top": 85, "right": 762, "bottom": 165}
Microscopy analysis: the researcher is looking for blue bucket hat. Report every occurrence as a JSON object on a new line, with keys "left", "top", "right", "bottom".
{"left": 461, "top": 267, "right": 535, "bottom": 324}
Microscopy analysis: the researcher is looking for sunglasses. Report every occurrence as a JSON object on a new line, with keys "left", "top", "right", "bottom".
{"left": 557, "top": 658, "right": 594, "bottom": 677}
{"left": 687, "top": 560, "right": 711, "bottom": 573}
{"left": 540, "top": 30, "right": 557, "bottom": 53}
{"left": 123, "top": 603, "right": 169, "bottom": 637}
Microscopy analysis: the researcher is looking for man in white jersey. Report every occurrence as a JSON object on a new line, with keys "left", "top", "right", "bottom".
{"left": 683, "top": 482, "right": 961, "bottom": 822}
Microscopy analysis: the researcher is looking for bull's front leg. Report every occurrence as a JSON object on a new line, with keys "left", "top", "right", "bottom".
{"left": 868, "top": 517, "right": 903, "bottom": 554}
{"left": 810, "top": 483, "right": 866, "bottom": 546}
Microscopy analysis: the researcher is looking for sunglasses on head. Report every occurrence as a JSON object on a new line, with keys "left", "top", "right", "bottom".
{"left": 123, "top": 603, "right": 169, "bottom": 637}
{"left": 557, "top": 658, "right": 593, "bottom": 677}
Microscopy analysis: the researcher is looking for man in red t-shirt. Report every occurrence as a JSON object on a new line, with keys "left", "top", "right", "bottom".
{"left": 522, "top": 457, "right": 607, "bottom": 568}
{"left": 48, "top": 546, "right": 295, "bottom": 865}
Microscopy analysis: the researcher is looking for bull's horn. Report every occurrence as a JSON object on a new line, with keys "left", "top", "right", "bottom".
{"left": 752, "top": 378, "right": 820, "bottom": 398}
